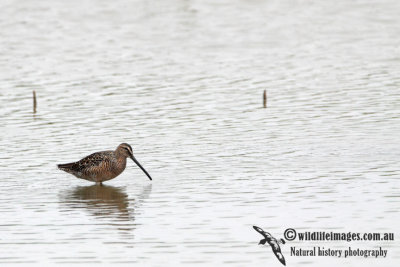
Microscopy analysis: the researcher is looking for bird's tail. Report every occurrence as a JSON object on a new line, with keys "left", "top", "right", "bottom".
{"left": 57, "top": 162, "right": 74, "bottom": 171}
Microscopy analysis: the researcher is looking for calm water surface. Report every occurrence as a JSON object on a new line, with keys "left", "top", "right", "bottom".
{"left": 1, "top": 0, "right": 399, "bottom": 266}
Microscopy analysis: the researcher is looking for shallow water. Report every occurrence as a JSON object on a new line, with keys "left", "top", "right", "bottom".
{"left": 0, "top": 0, "right": 399, "bottom": 266}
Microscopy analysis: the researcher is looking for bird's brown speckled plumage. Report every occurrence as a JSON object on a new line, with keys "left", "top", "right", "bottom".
{"left": 58, "top": 143, "right": 152, "bottom": 184}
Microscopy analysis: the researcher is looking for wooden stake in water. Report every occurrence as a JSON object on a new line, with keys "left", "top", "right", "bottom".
{"left": 33, "top": 90, "right": 37, "bottom": 113}
{"left": 263, "top": 90, "right": 267, "bottom": 108}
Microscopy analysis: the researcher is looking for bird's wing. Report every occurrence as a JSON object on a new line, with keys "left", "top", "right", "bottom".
{"left": 271, "top": 242, "right": 286, "bottom": 266}
{"left": 253, "top": 226, "right": 273, "bottom": 238}
{"left": 272, "top": 249, "right": 286, "bottom": 266}
{"left": 73, "top": 151, "right": 111, "bottom": 172}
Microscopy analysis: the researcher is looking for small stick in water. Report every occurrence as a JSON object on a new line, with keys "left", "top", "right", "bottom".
{"left": 33, "top": 90, "right": 37, "bottom": 113}
{"left": 263, "top": 90, "right": 267, "bottom": 108}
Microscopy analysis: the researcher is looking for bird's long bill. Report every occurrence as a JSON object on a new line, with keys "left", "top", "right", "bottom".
{"left": 130, "top": 155, "right": 152, "bottom": 180}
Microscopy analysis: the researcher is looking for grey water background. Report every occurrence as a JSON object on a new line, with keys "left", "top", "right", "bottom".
{"left": 1, "top": 0, "right": 399, "bottom": 266}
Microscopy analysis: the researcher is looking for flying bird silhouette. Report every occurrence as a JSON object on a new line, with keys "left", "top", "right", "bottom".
{"left": 253, "top": 226, "right": 286, "bottom": 266}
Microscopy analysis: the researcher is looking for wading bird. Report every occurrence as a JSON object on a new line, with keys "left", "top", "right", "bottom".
{"left": 58, "top": 143, "right": 152, "bottom": 184}
{"left": 253, "top": 226, "right": 286, "bottom": 266}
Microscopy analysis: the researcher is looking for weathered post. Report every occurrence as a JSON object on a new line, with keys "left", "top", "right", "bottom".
{"left": 263, "top": 90, "right": 267, "bottom": 108}
{"left": 33, "top": 90, "right": 37, "bottom": 113}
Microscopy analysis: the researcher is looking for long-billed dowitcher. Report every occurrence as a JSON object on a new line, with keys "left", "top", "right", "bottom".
{"left": 58, "top": 143, "right": 152, "bottom": 184}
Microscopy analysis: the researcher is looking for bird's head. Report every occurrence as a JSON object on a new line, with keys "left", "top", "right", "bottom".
{"left": 117, "top": 143, "right": 134, "bottom": 158}
{"left": 116, "top": 143, "right": 152, "bottom": 181}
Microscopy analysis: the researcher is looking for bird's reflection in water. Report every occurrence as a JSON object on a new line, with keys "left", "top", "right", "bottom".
{"left": 61, "top": 184, "right": 152, "bottom": 234}
{"left": 68, "top": 185, "right": 130, "bottom": 219}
